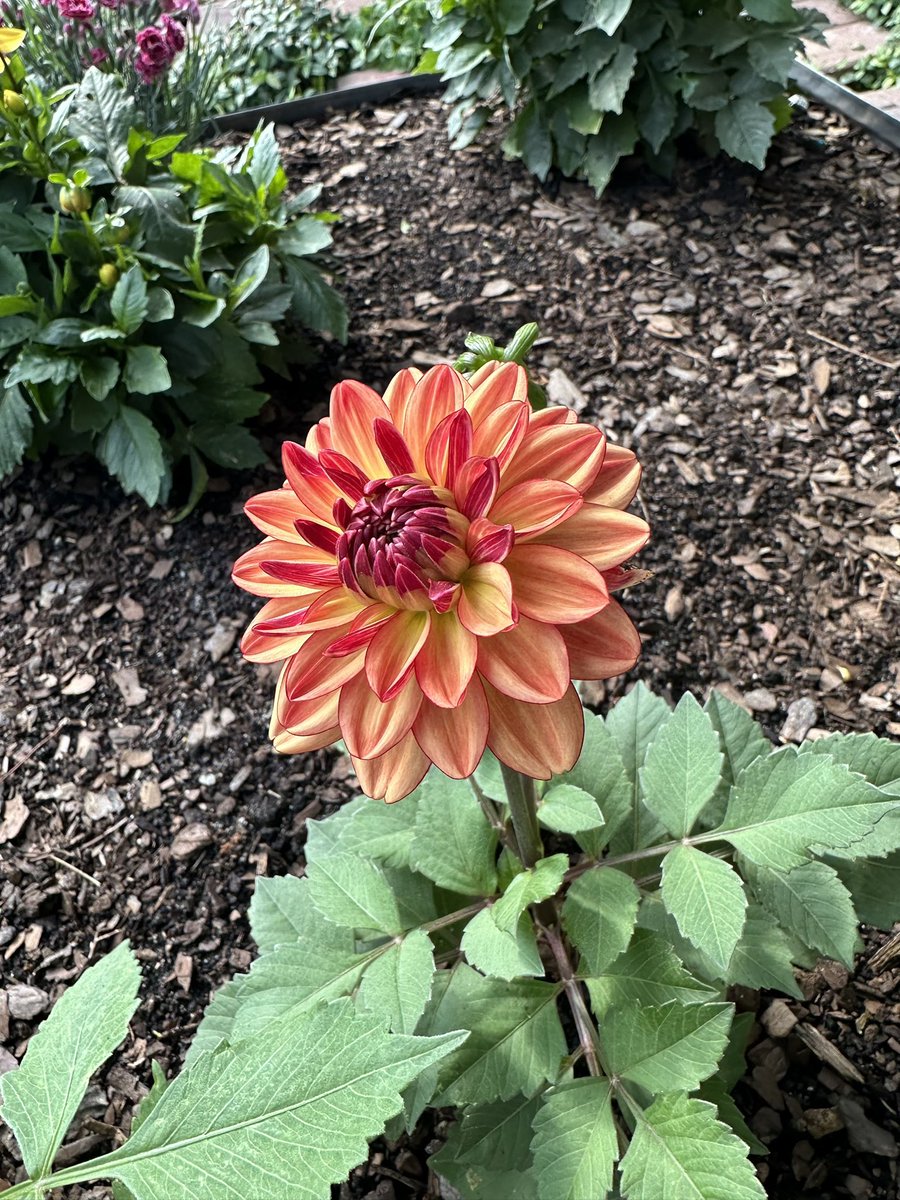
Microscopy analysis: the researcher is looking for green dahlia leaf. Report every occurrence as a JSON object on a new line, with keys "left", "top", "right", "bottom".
{"left": 462, "top": 908, "right": 544, "bottom": 980}
{"left": 799, "top": 731, "right": 900, "bottom": 792}
{"left": 0, "top": 941, "right": 140, "bottom": 1178}
{"left": 185, "top": 976, "right": 249, "bottom": 1066}
{"left": 419, "top": 964, "right": 566, "bottom": 1105}
{"left": 714, "top": 98, "right": 775, "bottom": 170}
{"left": 308, "top": 791, "right": 420, "bottom": 869}
{"left": 307, "top": 850, "right": 403, "bottom": 935}
{"left": 97, "top": 405, "right": 168, "bottom": 506}
{"left": 440, "top": 1093, "right": 541, "bottom": 1171}
{"left": 746, "top": 860, "right": 858, "bottom": 967}
{"left": 358, "top": 929, "right": 435, "bottom": 1033}
{"left": 492, "top": 854, "right": 568, "bottom": 931}
{"left": 581, "top": 0, "right": 633, "bottom": 36}
{"left": 249, "top": 874, "right": 308, "bottom": 953}
{"left": 828, "top": 851, "right": 900, "bottom": 930}
{"left": 563, "top": 868, "right": 640, "bottom": 976}
{"left": 411, "top": 773, "right": 498, "bottom": 896}
{"left": 605, "top": 682, "right": 671, "bottom": 850}
{"left": 554, "top": 710, "right": 631, "bottom": 853}
{"left": 93, "top": 1000, "right": 465, "bottom": 1200}
{"left": 585, "top": 929, "right": 716, "bottom": 1019}
{"left": 660, "top": 846, "right": 747, "bottom": 973}
{"left": 538, "top": 784, "right": 605, "bottom": 835}
{"left": 0, "top": 384, "right": 32, "bottom": 477}
{"left": 703, "top": 691, "right": 771, "bottom": 824}
{"left": 641, "top": 693, "right": 724, "bottom": 838}
{"left": 110, "top": 265, "right": 149, "bottom": 334}
{"left": 714, "top": 748, "right": 899, "bottom": 870}
{"left": 228, "top": 935, "right": 372, "bottom": 1041}
{"left": 620, "top": 1092, "right": 766, "bottom": 1200}
{"left": 602, "top": 1001, "right": 733, "bottom": 1093}
{"left": 725, "top": 905, "right": 802, "bottom": 998}
{"left": 531, "top": 1079, "right": 618, "bottom": 1200}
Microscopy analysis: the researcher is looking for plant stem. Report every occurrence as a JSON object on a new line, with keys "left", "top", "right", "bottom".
{"left": 544, "top": 922, "right": 602, "bottom": 1078}
{"left": 500, "top": 763, "right": 544, "bottom": 868}
{"left": 566, "top": 832, "right": 729, "bottom": 883}
{"left": 467, "top": 775, "right": 512, "bottom": 850}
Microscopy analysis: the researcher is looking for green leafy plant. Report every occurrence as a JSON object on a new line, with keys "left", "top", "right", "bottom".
{"left": 417, "top": 0, "right": 828, "bottom": 194}
{"left": 846, "top": 0, "right": 900, "bottom": 30}
{"left": 0, "top": 941, "right": 464, "bottom": 1199}
{"left": 346, "top": 0, "right": 433, "bottom": 73}
{"left": 5, "top": 685, "right": 897, "bottom": 1198}
{"left": 214, "top": 0, "right": 356, "bottom": 113}
{"left": 836, "top": 34, "right": 900, "bottom": 90}
{"left": 1, "top": 0, "right": 228, "bottom": 142}
{"left": 0, "top": 66, "right": 346, "bottom": 507}
{"left": 454, "top": 319, "right": 548, "bottom": 406}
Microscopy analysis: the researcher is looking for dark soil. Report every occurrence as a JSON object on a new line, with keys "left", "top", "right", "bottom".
{"left": 1, "top": 95, "right": 899, "bottom": 1200}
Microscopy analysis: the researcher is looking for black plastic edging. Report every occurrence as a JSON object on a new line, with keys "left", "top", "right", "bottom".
{"left": 207, "top": 61, "right": 900, "bottom": 155}
{"left": 790, "top": 61, "right": 900, "bottom": 152}
{"left": 207, "top": 73, "right": 443, "bottom": 134}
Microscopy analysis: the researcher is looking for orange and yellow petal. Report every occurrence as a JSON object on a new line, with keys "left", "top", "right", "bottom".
{"left": 273, "top": 725, "right": 341, "bottom": 755}
{"left": 585, "top": 442, "right": 642, "bottom": 509}
{"left": 232, "top": 540, "right": 335, "bottom": 598}
{"left": 244, "top": 489, "right": 305, "bottom": 542}
{"left": 499, "top": 423, "right": 606, "bottom": 494}
{"left": 401, "top": 365, "right": 466, "bottom": 473}
{"left": 413, "top": 680, "right": 489, "bottom": 778}
{"left": 504, "top": 544, "right": 609, "bottom": 625}
{"left": 365, "top": 609, "right": 431, "bottom": 702}
{"left": 414, "top": 610, "right": 477, "bottom": 708}
{"left": 560, "top": 599, "right": 642, "bottom": 680}
{"left": 476, "top": 616, "right": 569, "bottom": 703}
{"left": 329, "top": 380, "right": 392, "bottom": 479}
{"left": 488, "top": 478, "right": 583, "bottom": 536}
{"left": 351, "top": 732, "right": 430, "bottom": 803}
{"left": 339, "top": 671, "right": 423, "bottom": 760}
{"left": 457, "top": 561, "right": 516, "bottom": 637}
{"left": 484, "top": 681, "right": 584, "bottom": 779}
{"left": 529, "top": 503, "right": 650, "bottom": 570}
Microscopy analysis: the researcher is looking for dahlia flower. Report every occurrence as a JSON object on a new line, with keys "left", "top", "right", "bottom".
{"left": 234, "top": 363, "right": 649, "bottom": 802}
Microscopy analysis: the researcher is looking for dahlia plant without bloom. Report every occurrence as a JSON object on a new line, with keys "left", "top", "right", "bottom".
{"left": 234, "top": 357, "right": 650, "bottom": 816}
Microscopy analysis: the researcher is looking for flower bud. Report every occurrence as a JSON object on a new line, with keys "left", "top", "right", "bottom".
{"left": 59, "top": 185, "right": 92, "bottom": 214}
{"left": 2, "top": 89, "right": 26, "bottom": 115}
{"left": 99, "top": 263, "right": 119, "bottom": 287}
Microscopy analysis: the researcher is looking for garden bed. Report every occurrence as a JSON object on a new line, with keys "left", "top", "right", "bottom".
{"left": 1, "top": 96, "right": 899, "bottom": 1198}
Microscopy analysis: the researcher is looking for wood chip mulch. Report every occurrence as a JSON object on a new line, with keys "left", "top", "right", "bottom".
{"left": 1, "top": 95, "right": 899, "bottom": 1199}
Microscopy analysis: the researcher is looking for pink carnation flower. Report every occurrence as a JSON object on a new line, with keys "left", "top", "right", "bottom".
{"left": 58, "top": 0, "right": 94, "bottom": 18}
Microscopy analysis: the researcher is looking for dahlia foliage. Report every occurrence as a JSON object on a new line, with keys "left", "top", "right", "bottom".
{"left": 235, "top": 363, "right": 649, "bottom": 801}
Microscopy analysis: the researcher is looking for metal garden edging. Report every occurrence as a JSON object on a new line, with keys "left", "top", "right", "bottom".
{"left": 206, "top": 62, "right": 900, "bottom": 155}
{"left": 790, "top": 61, "right": 900, "bottom": 153}
{"left": 207, "top": 73, "right": 442, "bottom": 134}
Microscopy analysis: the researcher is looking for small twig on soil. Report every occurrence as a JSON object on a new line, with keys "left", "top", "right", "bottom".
{"left": 804, "top": 327, "right": 900, "bottom": 370}
{"left": 44, "top": 853, "right": 102, "bottom": 888}
{"left": 0, "top": 721, "right": 67, "bottom": 783}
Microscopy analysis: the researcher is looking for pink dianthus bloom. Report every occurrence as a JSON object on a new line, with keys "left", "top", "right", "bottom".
{"left": 57, "top": 0, "right": 94, "bottom": 18}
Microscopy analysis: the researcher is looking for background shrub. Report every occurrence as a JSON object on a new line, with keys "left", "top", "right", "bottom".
{"left": 418, "top": 0, "right": 827, "bottom": 193}
{"left": 0, "top": 67, "right": 346, "bottom": 507}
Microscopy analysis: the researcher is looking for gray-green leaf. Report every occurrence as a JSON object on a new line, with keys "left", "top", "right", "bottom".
{"left": 538, "top": 785, "right": 605, "bottom": 835}
{"left": 715, "top": 749, "right": 899, "bottom": 870}
{"left": 563, "top": 868, "right": 640, "bottom": 976}
{"left": 358, "top": 929, "right": 435, "bottom": 1033}
{"left": 585, "top": 929, "right": 716, "bottom": 1018}
{"left": 747, "top": 860, "right": 857, "bottom": 967}
{"left": 620, "top": 1092, "right": 766, "bottom": 1200}
{"left": 410, "top": 773, "right": 498, "bottom": 896}
{"left": 420, "top": 965, "right": 566, "bottom": 1106}
{"left": 307, "top": 851, "right": 403, "bottom": 935}
{"left": 602, "top": 1001, "right": 733, "bottom": 1092}
{"left": 714, "top": 98, "right": 775, "bottom": 170}
{"left": 96, "top": 405, "right": 168, "bottom": 506}
{"left": 461, "top": 908, "right": 544, "bottom": 980}
{"left": 93, "top": 1000, "right": 465, "bottom": 1200}
{"left": 531, "top": 1079, "right": 618, "bottom": 1200}
{"left": 0, "top": 941, "right": 140, "bottom": 1178}
{"left": 661, "top": 846, "right": 746, "bottom": 972}
{"left": 249, "top": 874, "right": 309, "bottom": 954}
{"left": 641, "top": 694, "right": 724, "bottom": 838}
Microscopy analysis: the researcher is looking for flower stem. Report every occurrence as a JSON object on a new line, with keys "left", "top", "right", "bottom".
{"left": 544, "top": 921, "right": 603, "bottom": 1078}
{"left": 499, "top": 764, "right": 544, "bottom": 868}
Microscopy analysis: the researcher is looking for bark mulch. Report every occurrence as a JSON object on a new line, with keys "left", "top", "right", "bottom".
{"left": 1, "top": 95, "right": 899, "bottom": 1199}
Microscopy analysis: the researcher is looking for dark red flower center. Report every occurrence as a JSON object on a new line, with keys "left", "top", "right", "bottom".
{"left": 335, "top": 476, "right": 462, "bottom": 600}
